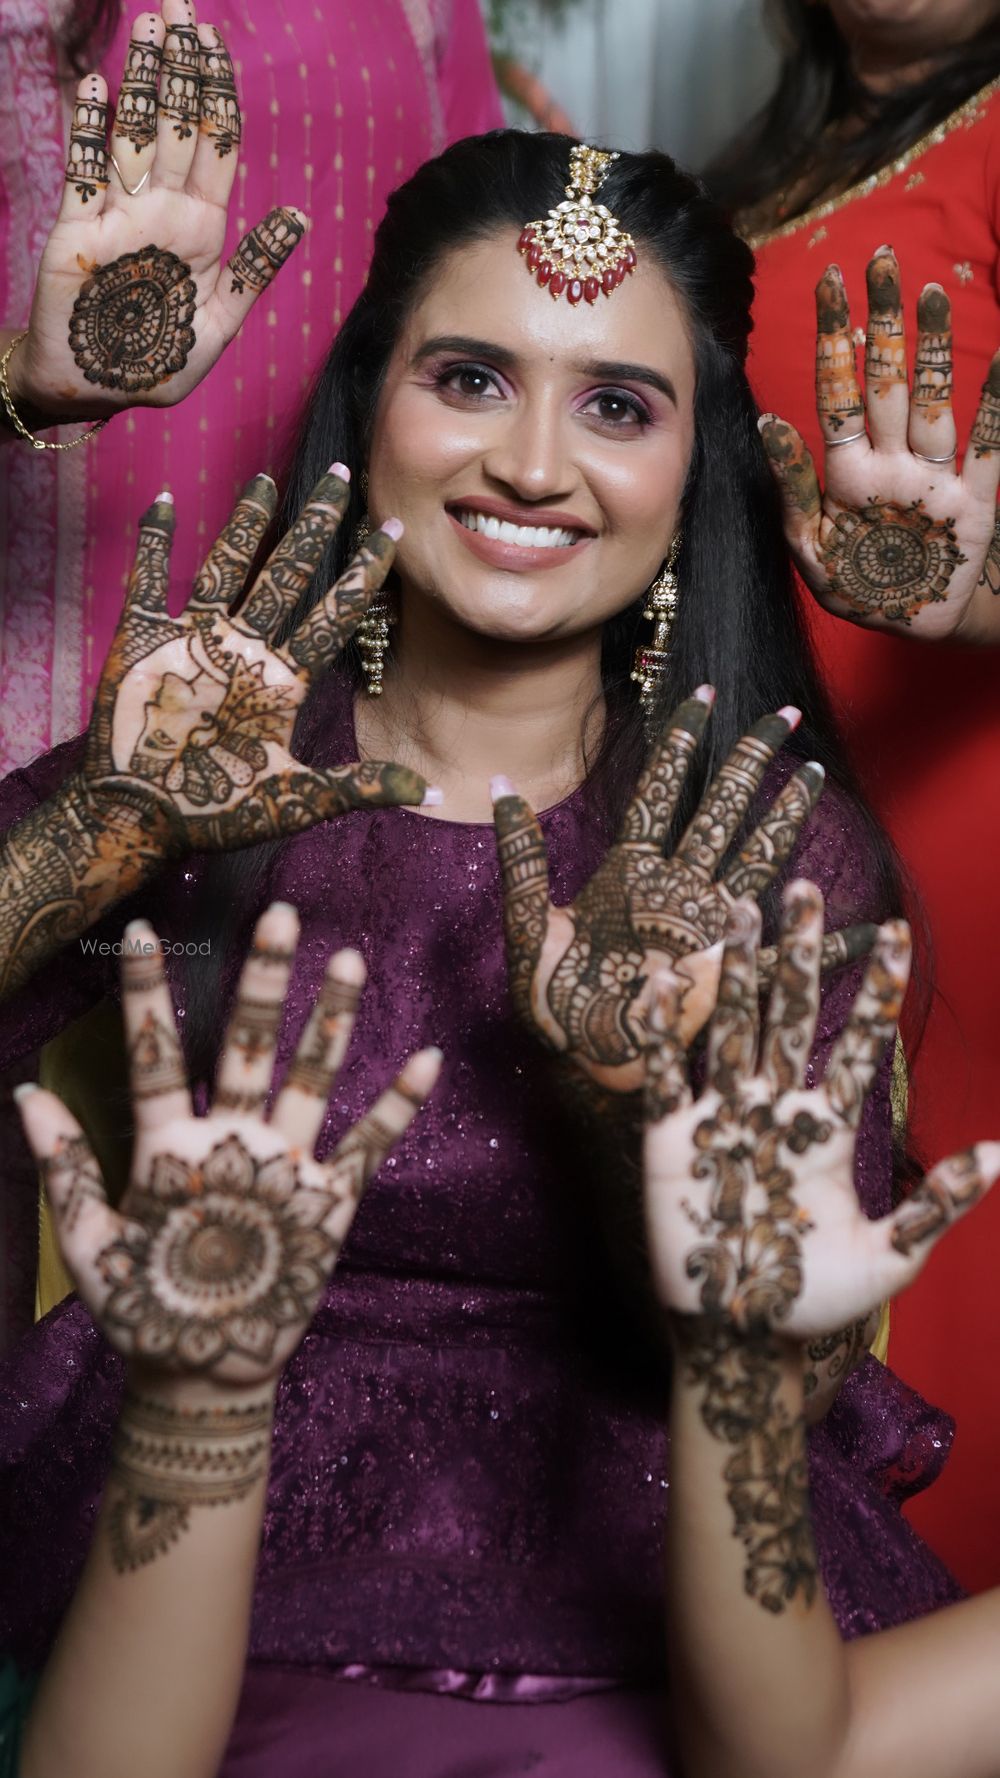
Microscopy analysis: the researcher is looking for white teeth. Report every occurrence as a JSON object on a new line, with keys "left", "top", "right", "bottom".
{"left": 456, "top": 509, "right": 580, "bottom": 549}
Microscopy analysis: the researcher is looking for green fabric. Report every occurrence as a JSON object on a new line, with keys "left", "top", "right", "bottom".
{"left": 0, "top": 1661, "right": 36, "bottom": 1777}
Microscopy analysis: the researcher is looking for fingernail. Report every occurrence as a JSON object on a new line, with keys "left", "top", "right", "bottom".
{"left": 804, "top": 759, "right": 826, "bottom": 779}
{"left": 778, "top": 705, "right": 802, "bottom": 729}
{"left": 923, "top": 281, "right": 946, "bottom": 293}
{"left": 381, "top": 517, "right": 404, "bottom": 542}
{"left": 757, "top": 413, "right": 777, "bottom": 430}
{"left": 490, "top": 774, "right": 516, "bottom": 802}
{"left": 873, "top": 243, "right": 893, "bottom": 257}
{"left": 268, "top": 900, "right": 297, "bottom": 914}
{"left": 425, "top": 1046, "right": 444, "bottom": 1063}
{"left": 124, "top": 918, "right": 154, "bottom": 939}
{"left": 328, "top": 462, "right": 350, "bottom": 481}
{"left": 421, "top": 787, "right": 444, "bottom": 807}
{"left": 12, "top": 1082, "right": 39, "bottom": 1103}
{"left": 154, "top": 490, "right": 173, "bottom": 503}
{"left": 693, "top": 683, "right": 716, "bottom": 704}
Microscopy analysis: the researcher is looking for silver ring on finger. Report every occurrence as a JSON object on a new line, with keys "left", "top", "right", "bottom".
{"left": 110, "top": 152, "right": 150, "bottom": 197}
{"left": 825, "top": 428, "right": 868, "bottom": 448}
{"left": 910, "top": 446, "right": 958, "bottom": 464}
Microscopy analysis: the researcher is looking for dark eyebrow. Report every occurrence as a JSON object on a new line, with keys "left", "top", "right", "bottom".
{"left": 411, "top": 334, "right": 519, "bottom": 371}
{"left": 575, "top": 359, "right": 677, "bottom": 407}
{"left": 411, "top": 337, "right": 677, "bottom": 407}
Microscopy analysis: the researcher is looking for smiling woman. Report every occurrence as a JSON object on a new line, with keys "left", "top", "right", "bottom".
{"left": 0, "top": 131, "right": 970, "bottom": 1777}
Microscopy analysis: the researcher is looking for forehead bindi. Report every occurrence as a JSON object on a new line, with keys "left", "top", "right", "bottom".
{"left": 403, "top": 232, "right": 694, "bottom": 398}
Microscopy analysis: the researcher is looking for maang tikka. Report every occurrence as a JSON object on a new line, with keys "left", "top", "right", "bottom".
{"left": 353, "top": 476, "right": 395, "bottom": 696}
{"left": 518, "top": 144, "right": 637, "bottom": 307}
{"left": 631, "top": 534, "right": 682, "bottom": 725}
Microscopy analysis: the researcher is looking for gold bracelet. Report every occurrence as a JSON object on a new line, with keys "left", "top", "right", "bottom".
{"left": 0, "top": 331, "right": 110, "bottom": 452}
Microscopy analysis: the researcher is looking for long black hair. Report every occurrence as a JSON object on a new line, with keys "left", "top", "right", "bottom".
{"left": 180, "top": 130, "right": 905, "bottom": 1084}
{"left": 708, "top": 0, "right": 1000, "bottom": 225}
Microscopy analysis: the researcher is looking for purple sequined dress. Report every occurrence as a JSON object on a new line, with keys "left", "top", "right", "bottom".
{"left": 0, "top": 680, "right": 960, "bottom": 1776}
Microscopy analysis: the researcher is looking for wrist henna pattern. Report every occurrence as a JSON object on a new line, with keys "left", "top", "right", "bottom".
{"left": 66, "top": 92, "right": 109, "bottom": 202}
{"left": 100, "top": 1132, "right": 341, "bottom": 1368}
{"left": 199, "top": 32, "right": 241, "bottom": 157}
{"left": 815, "top": 269, "right": 863, "bottom": 433}
{"left": 678, "top": 1319, "right": 816, "bottom": 1612}
{"left": 822, "top": 498, "right": 965, "bottom": 625}
{"left": 228, "top": 208, "right": 306, "bottom": 297}
{"left": 114, "top": 33, "right": 161, "bottom": 152}
{"left": 865, "top": 252, "right": 906, "bottom": 392}
{"left": 891, "top": 1148, "right": 985, "bottom": 1255}
{"left": 158, "top": 22, "right": 200, "bottom": 140}
{"left": 913, "top": 288, "right": 953, "bottom": 424}
{"left": 109, "top": 1391, "right": 272, "bottom": 1571}
{"left": 69, "top": 247, "right": 197, "bottom": 393}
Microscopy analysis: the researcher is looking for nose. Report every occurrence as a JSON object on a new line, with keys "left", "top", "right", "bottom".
{"left": 480, "top": 390, "right": 576, "bottom": 505}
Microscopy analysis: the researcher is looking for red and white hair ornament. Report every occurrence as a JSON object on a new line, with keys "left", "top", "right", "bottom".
{"left": 517, "top": 143, "right": 637, "bottom": 306}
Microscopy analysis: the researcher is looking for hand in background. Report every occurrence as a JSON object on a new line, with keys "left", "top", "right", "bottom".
{"left": 761, "top": 248, "right": 1000, "bottom": 643}
{"left": 7, "top": 0, "right": 305, "bottom": 430}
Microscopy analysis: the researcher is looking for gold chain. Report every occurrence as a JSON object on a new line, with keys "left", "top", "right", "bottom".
{"left": 0, "top": 332, "right": 110, "bottom": 452}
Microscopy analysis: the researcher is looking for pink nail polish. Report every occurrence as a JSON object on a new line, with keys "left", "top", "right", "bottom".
{"left": 804, "top": 760, "right": 826, "bottom": 779}
{"left": 328, "top": 462, "right": 350, "bottom": 480}
{"left": 12, "top": 1082, "right": 40, "bottom": 1103}
{"left": 490, "top": 775, "right": 516, "bottom": 802}
{"left": 421, "top": 787, "right": 444, "bottom": 807}
{"left": 757, "top": 413, "right": 776, "bottom": 430}
{"left": 154, "top": 489, "right": 173, "bottom": 503}
{"left": 382, "top": 517, "right": 404, "bottom": 542}
{"left": 693, "top": 683, "right": 716, "bottom": 705}
{"left": 778, "top": 705, "right": 802, "bottom": 730}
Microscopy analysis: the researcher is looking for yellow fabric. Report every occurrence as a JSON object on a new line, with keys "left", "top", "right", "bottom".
{"left": 35, "top": 999, "right": 132, "bottom": 1322}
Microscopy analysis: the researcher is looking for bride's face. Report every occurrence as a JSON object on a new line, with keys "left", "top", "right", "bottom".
{"left": 366, "top": 230, "right": 696, "bottom": 646}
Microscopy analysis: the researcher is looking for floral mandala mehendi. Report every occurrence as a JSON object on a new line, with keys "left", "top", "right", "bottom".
{"left": 98, "top": 1133, "right": 339, "bottom": 1369}
{"left": 823, "top": 498, "right": 966, "bottom": 624}
{"left": 69, "top": 247, "right": 198, "bottom": 393}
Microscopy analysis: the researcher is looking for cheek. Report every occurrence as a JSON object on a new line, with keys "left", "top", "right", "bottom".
{"left": 373, "top": 388, "right": 488, "bottom": 499}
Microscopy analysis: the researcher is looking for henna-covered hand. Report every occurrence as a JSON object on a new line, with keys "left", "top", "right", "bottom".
{"left": 644, "top": 884, "right": 1000, "bottom": 1340}
{"left": 647, "top": 888, "right": 999, "bottom": 1614}
{"left": 0, "top": 472, "right": 428, "bottom": 1000}
{"left": 760, "top": 248, "right": 1000, "bottom": 643}
{"left": 5, "top": 0, "right": 305, "bottom": 432}
{"left": 492, "top": 690, "right": 869, "bottom": 1094}
{"left": 15, "top": 905, "right": 440, "bottom": 1563}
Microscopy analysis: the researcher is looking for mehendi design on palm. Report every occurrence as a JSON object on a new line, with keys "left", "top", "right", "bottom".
{"left": 19, "top": 908, "right": 440, "bottom": 1566}
{"left": 644, "top": 887, "right": 1000, "bottom": 1606}
{"left": 495, "top": 695, "right": 834, "bottom": 1092}
{"left": 762, "top": 250, "right": 1000, "bottom": 640}
{"left": 0, "top": 477, "right": 425, "bottom": 1003}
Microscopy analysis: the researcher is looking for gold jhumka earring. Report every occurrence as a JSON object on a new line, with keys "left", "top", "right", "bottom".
{"left": 353, "top": 485, "right": 395, "bottom": 696}
{"left": 517, "top": 144, "right": 637, "bottom": 307}
{"left": 631, "top": 534, "right": 682, "bottom": 724}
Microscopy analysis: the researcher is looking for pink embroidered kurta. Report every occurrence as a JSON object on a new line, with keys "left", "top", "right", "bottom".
{"left": 0, "top": 0, "right": 501, "bottom": 775}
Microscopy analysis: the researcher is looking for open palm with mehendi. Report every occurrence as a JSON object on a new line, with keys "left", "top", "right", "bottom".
{"left": 643, "top": 884, "right": 1000, "bottom": 1339}
{"left": 0, "top": 470, "right": 427, "bottom": 1001}
{"left": 8, "top": 0, "right": 305, "bottom": 428}
{"left": 644, "top": 885, "right": 999, "bottom": 1614}
{"left": 492, "top": 691, "right": 869, "bottom": 1094}
{"left": 15, "top": 904, "right": 441, "bottom": 1568}
{"left": 760, "top": 247, "right": 1000, "bottom": 642}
